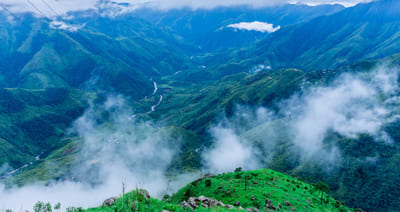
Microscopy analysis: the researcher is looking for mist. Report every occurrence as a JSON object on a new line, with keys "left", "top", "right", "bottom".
{"left": 0, "top": 94, "right": 195, "bottom": 211}
{"left": 202, "top": 65, "right": 400, "bottom": 173}
{"left": 0, "top": 65, "right": 398, "bottom": 210}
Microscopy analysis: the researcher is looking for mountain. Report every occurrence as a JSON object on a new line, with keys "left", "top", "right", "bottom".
{"left": 0, "top": 12, "right": 194, "bottom": 97}
{"left": 182, "top": 0, "right": 400, "bottom": 81}
{"left": 0, "top": 11, "right": 197, "bottom": 173}
{"left": 253, "top": 0, "right": 400, "bottom": 70}
{"left": 1, "top": 1, "right": 400, "bottom": 211}
{"left": 135, "top": 4, "right": 344, "bottom": 51}
{"left": 0, "top": 88, "right": 84, "bottom": 170}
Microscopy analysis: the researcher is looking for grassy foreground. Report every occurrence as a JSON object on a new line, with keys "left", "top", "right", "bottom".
{"left": 83, "top": 169, "right": 352, "bottom": 212}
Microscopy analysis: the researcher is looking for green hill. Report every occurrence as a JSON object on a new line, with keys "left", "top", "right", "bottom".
{"left": 81, "top": 169, "right": 352, "bottom": 212}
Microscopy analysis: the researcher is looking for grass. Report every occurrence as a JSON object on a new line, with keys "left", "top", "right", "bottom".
{"left": 83, "top": 169, "right": 351, "bottom": 212}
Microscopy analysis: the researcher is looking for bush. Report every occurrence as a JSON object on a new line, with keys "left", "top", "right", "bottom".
{"left": 205, "top": 179, "right": 212, "bottom": 187}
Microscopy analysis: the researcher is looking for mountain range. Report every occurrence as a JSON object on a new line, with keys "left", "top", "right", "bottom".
{"left": 1, "top": 0, "right": 400, "bottom": 211}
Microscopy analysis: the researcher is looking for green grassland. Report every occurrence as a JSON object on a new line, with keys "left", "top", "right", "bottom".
{"left": 83, "top": 169, "right": 351, "bottom": 212}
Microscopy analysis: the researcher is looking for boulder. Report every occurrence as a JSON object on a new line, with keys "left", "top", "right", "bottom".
{"left": 277, "top": 203, "right": 282, "bottom": 208}
{"left": 234, "top": 201, "right": 241, "bottom": 206}
{"left": 218, "top": 201, "right": 226, "bottom": 207}
{"left": 201, "top": 203, "right": 209, "bottom": 208}
{"left": 188, "top": 197, "right": 200, "bottom": 208}
{"left": 247, "top": 207, "right": 260, "bottom": 212}
{"left": 181, "top": 201, "right": 194, "bottom": 210}
{"left": 226, "top": 204, "right": 234, "bottom": 209}
{"left": 102, "top": 197, "right": 117, "bottom": 207}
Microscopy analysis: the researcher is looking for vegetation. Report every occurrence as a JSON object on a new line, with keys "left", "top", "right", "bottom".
{"left": 23, "top": 169, "right": 352, "bottom": 212}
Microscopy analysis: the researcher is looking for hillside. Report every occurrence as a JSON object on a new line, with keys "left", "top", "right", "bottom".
{"left": 81, "top": 169, "right": 351, "bottom": 212}
{"left": 1, "top": 1, "right": 400, "bottom": 211}
{"left": 0, "top": 12, "right": 194, "bottom": 97}
{"left": 180, "top": 0, "right": 400, "bottom": 83}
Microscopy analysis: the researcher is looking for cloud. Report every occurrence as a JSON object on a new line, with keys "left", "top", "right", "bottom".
{"left": 0, "top": 0, "right": 375, "bottom": 17}
{"left": 202, "top": 65, "right": 400, "bottom": 172}
{"left": 227, "top": 21, "right": 281, "bottom": 33}
{"left": 49, "top": 20, "right": 85, "bottom": 32}
{"left": 285, "top": 66, "right": 398, "bottom": 160}
{"left": 202, "top": 127, "right": 261, "bottom": 173}
{"left": 0, "top": 94, "right": 196, "bottom": 211}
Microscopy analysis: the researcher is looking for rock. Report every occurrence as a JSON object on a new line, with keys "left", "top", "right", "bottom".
{"left": 102, "top": 197, "right": 117, "bottom": 207}
{"left": 278, "top": 203, "right": 282, "bottom": 208}
{"left": 161, "top": 211, "right": 171, "bottom": 212}
{"left": 247, "top": 207, "right": 260, "bottom": 212}
{"left": 265, "top": 198, "right": 277, "bottom": 210}
{"left": 218, "top": 201, "right": 226, "bottom": 207}
{"left": 239, "top": 206, "right": 244, "bottom": 210}
{"left": 210, "top": 199, "right": 219, "bottom": 207}
{"left": 201, "top": 203, "right": 209, "bottom": 208}
{"left": 306, "top": 200, "right": 312, "bottom": 205}
{"left": 251, "top": 197, "right": 256, "bottom": 201}
{"left": 183, "top": 196, "right": 227, "bottom": 209}
{"left": 234, "top": 201, "right": 241, "bottom": 206}
{"left": 181, "top": 201, "right": 194, "bottom": 210}
{"left": 198, "top": 196, "right": 207, "bottom": 202}
{"left": 291, "top": 208, "right": 296, "bottom": 212}
{"left": 284, "top": 201, "right": 292, "bottom": 206}
{"left": 226, "top": 204, "right": 234, "bottom": 209}
{"left": 188, "top": 197, "right": 199, "bottom": 208}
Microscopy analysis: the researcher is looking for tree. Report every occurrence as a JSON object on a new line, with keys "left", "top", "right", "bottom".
{"left": 234, "top": 167, "right": 243, "bottom": 172}
{"left": 314, "top": 181, "right": 330, "bottom": 203}
{"left": 34, "top": 201, "right": 45, "bottom": 212}
{"left": 54, "top": 203, "right": 61, "bottom": 212}
{"left": 34, "top": 201, "right": 52, "bottom": 212}
{"left": 205, "top": 179, "right": 212, "bottom": 187}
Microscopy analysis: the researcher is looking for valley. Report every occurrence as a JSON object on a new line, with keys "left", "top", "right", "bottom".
{"left": 1, "top": 0, "right": 400, "bottom": 211}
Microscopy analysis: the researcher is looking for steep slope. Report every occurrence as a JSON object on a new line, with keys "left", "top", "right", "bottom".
{"left": 0, "top": 88, "right": 85, "bottom": 171}
{"left": 182, "top": 0, "right": 400, "bottom": 81}
{"left": 0, "top": 12, "right": 194, "bottom": 98}
{"left": 0, "top": 11, "right": 197, "bottom": 173}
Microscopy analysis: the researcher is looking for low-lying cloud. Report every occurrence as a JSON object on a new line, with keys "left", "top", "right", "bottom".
{"left": 202, "top": 65, "right": 400, "bottom": 173}
{"left": 0, "top": 94, "right": 195, "bottom": 211}
{"left": 227, "top": 21, "right": 281, "bottom": 33}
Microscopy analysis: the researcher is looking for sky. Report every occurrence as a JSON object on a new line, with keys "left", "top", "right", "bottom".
{"left": 0, "top": 0, "right": 375, "bottom": 16}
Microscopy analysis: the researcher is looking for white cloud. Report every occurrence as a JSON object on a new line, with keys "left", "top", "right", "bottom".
{"left": 49, "top": 20, "right": 85, "bottom": 32}
{"left": 227, "top": 21, "right": 281, "bottom": 33}
{"left": 202, "top": 127, "right": 261, "bottom": 173}
{"left": 0, "top": 95, "right": 197, "bottom": 211}
{"left": 0, "top": 0, "right": 376, "bottom": 17}
{"left": 291, "top": 0, "right": 374, "bottom": 7}
{"left": 286, "top": 66, "right": 399, "bottom": 160}
{"left": 202, "top": 65, "right": 400, "bottom": 172}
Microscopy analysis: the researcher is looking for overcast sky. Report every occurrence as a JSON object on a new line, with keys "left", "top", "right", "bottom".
{"left": 0, "top": 0, "right": 375, "bottom": 16}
